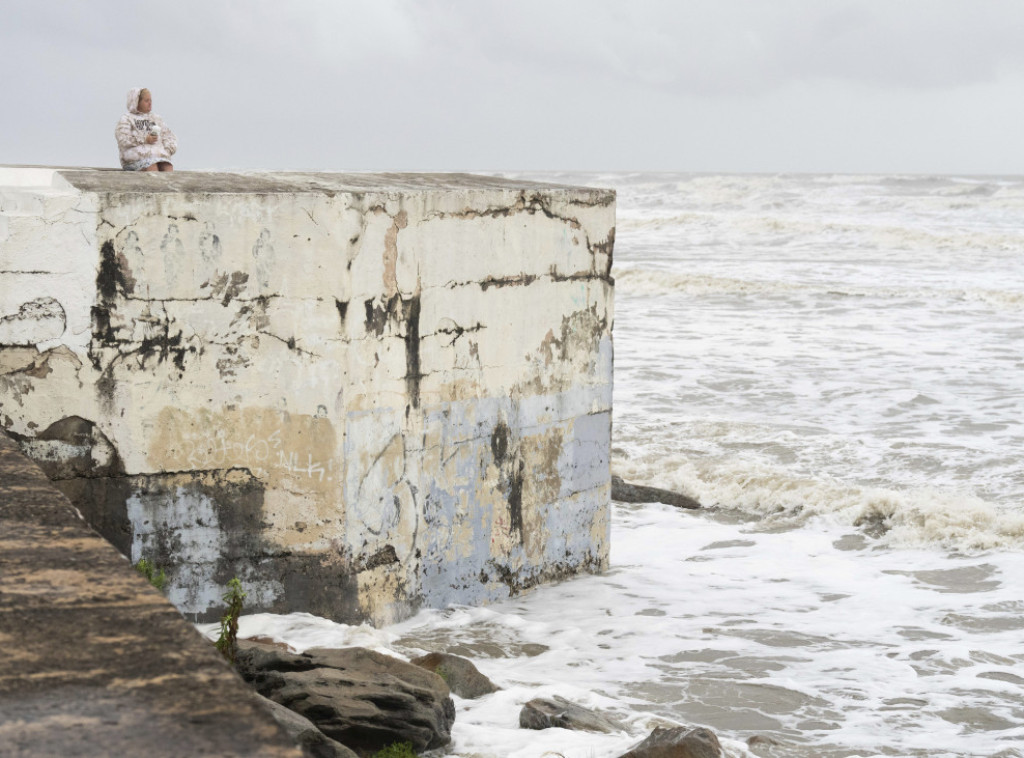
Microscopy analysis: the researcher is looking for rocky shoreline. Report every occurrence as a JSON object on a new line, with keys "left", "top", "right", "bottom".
{"left": 224, "top": 478, "right": 740, "bottom": 758}
{"left": 232, "top": 638, "right": 729, "bottom": 758}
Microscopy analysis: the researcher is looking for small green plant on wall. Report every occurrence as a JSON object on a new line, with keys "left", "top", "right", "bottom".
{"left": 134, "top": 558, "right": 166, "bottom": 592}
{"left": 214, "top": 577, "right": 246, "bottom": 664}
{"left": 371, "top": 742, "right": 417, "bottom": 758}
{"left": 434, "top": 664, "right": 450, "bottom": 685}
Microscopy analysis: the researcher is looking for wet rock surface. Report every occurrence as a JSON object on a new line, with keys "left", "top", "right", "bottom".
{"left": 612, "top": 475, "right": 701, "bottom": 510}
{"left": 235, "top": 641, "right": 455, "bottom": 756}
{"left": 519, "top": 695, "right": 628, "bottom": 733}
{"left": 256, "top": 694, "right": 358, "bottom": 758}
{"left": 618, "top": 726, "right": 723, "bottom": 758}
{"left": 747, "top": 734, "right": 783, "bottom": 755}
{"left": 411, "top": 651, "right": 500, "bottom": 699}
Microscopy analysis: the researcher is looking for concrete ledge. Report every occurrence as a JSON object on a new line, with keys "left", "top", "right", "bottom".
{"left": 56, "top": 168, "right": 608, "bottom": 195}
{"left": 0, "top": 431, "right": 301, "bottom": 757}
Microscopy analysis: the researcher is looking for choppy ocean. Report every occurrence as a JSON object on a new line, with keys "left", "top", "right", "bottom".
{"left": 219, "top": 173, "right": 1024, "bottom": 758}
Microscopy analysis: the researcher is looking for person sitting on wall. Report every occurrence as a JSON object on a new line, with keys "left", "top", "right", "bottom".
{"left": 115, "top": 87, "right": 177, "bottom": 172}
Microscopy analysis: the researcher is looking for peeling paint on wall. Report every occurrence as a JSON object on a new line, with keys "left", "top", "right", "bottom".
{"left": 0, "top": 298, "right": 67, "bottom": 345}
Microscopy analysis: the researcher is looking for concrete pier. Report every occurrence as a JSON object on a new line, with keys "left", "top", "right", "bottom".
{"left": 0, "top": 167, "right": 615, "bottom": 624}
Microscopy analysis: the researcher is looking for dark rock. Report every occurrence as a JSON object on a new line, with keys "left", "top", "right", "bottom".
{"left": 256, "top": 694, "right": 358, "bottom": 758}
{"left": 747, "top": 734, "right": 782, "bottom": 755}
{"left": 519, "top": 695, "right": 628, "bottom": 733}
{"left": 618, "top": 726, "right": 723, "bottom": 758}
{"left": 236, "top": 641, "right": 455, "bottom": 756}
{"left": 411, "top": 652, "right": 500, "bottom": 699}
{"left": 242, "top": 635, "right": 296, "bottom": 651}
{"left": 611, "top": 475, "right": 701, "bottom": 510}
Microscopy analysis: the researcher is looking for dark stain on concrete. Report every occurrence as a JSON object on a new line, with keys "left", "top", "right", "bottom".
{"left": 140, "top": 323, "right": 191, "bottom": 373}
{"left": 556, "top": 303, "right": 609, "bottom": 362}
{"left": 200, "top": 271, "right": 250, "bottom": 307}
{"left": 91, "top": 306, "right": 202, "bottom": 384}
{"left": 508, "top": 458, "right": 525, "bottom": 538}
{"left": 434, "top": 321, "right": 484, "bottom": 347}
{"left": 490, "top": 422, "right": 510, "bottom": 464}
{"left": 480, "top": 273, "right": 538, "bottom": 291}
{"left": 126, "top": 469, "right": 268, "bottom": 621}
{"left": 97, "top": 240, "right": 134, "bottom": 302}
{"left": 335, "top": 298, "right": 348, "bottom": 328}
{"left": 483, "top": 560, "right": 521, "bottom": 595}
{"left": 484, "top": 552, "right": 607, "bottom": 597}
{"left": 55, "top": 475, "right": 136, "bottom": 555}
{"left": 489, "top": 421, "right": 523, "bottom": 543}
{"left": 548, "top": 267, "right": 614, "bottom": 286}
{"left": 358, "top": 544, "right": 399, "bottom": 571}
{"left": 363, "top": 295, "right": 398, "bottom": 337}
{"left": 267, "top": 552, "right": 365, "bottom": 624}
{"left": 89, "top": 240, "right": 203, "bottom": 399}
{"left": 592, "top": 226, "right": 615, "bottom": 275}
{"left": 363, "top": 294, "right": 422, "bottom": 408}
{"left": 216, "top": 345, "right": 252, "bottom": 379}
{"left": 402, "top": 295, "right": 421, "bottom": 409}
{"left": 89, "top": 305, "right": 116, "bottom": 364}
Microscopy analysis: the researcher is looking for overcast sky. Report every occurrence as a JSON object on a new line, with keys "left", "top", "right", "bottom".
{"left": 3, "top": 0, "right": 1023, "bottom": 174}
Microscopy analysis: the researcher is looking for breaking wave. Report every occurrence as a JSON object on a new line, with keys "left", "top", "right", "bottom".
{"left": 613, "top": 455, "right": 1024, "bottom": 553}
{"left": 618, "top": 211, "right": 1024, "bottom": 254}
{"left": 613, "top": 266, "right": 1024, "bottom": 309}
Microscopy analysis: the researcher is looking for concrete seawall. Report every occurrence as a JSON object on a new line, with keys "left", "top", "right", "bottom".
{"left": 0, "top": 429, "right": 302, "bottom": 756}
{"left": 0, "top": 167, "right": 616, "bottom": 624}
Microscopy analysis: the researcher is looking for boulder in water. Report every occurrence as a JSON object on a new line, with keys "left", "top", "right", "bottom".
{"left": 519, "top": 695, "right": 628, "bottom": 733}
{"left": 618, "top": 726, "right": 723, "bottom": 758}
{"left": 611, "top": 476, "right": 701, "bottom": 510}
{"left": 747, "top": 734, "right": 783, "bottom": 755}
{"left": 235, "top": 641, "right": 455, "bottom": 756}
{"left": 411, "top": 652, "right": 500, "bottom": 699}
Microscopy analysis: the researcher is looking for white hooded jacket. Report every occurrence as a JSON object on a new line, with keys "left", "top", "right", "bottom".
{"left": 115, "top": 87, "right": 178, "bottom": 170}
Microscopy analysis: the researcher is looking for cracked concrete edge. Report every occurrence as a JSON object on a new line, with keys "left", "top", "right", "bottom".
{"left": 55, "top": 169, "right": 616, "bottom": 203}
{"left": 0, "top": 429, "right": 303, "bottom": 758}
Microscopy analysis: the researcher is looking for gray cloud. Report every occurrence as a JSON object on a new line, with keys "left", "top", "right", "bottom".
{"left": 412, "top": 1, "right": 1024, "bottom": 93}
{"left": 2, "top": 0, "right": 1024, "bottom": 172}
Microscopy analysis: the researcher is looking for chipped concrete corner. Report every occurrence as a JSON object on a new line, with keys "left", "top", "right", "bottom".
{"left": 0, "top": 167, "right": 615, "bottom": 625}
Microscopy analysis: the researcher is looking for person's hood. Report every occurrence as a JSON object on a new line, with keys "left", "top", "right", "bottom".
{"left": 126, "top": 87, "right": 145, "bottom": 114}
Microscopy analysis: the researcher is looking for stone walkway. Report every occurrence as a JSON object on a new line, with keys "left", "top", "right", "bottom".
{"left": 0, "top": 431, "right": 301, "bottom": 757}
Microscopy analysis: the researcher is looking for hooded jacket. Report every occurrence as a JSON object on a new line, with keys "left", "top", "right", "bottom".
{"left": 115, "top": 87, "right": 178, "bottom": 170}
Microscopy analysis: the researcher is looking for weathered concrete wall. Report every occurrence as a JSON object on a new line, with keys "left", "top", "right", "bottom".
{"left": 0, "top": 167, "right": 615, "bottom": 625}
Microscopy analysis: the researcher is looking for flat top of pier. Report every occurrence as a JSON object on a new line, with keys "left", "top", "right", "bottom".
{"left": 0, "top": 165, "right": 614, "bottom": 199}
